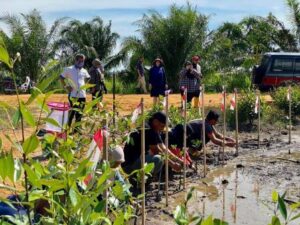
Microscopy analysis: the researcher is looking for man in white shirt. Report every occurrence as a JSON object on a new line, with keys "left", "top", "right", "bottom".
{"left": 60, "top": 54, "right": 90, "bottom": 130}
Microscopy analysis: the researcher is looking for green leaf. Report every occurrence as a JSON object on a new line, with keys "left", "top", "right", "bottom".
{"left": 174, "top": 205, "right": 188, "bottom": 225}
{"left": 22, "top": 134, "right": 39, "bottom": 155}
{"left": 112, "top": 181, "right": 126, "bottom": 201}
{"left": 202, "top": 215, "right": 214, "bottom": 225}
{"left": 80, "top": 83, "right": 95, "bottom": 90}
{"left": 113, "top": 211, "right": 124, "bottom": 225}
{"left": 69, "top": 187, "right": 79, "bottom": 206}
{"left": 213, "top": 219, "right": 228, "bottom": 225}
{"left": 291, "top": 213, "right": 300, "bottom": 221}
{"left": 29, "top": 190, "right": 46, "bottom": 202}
{"left": 43, "top": 117, "right": 61, "bottom": 128}
{"left": 269, "top": 216, "right": 281, "bottom": 225}
{"left": 13, "top": 159, "right": 22, "bottom": 182}
{"left": 20, "top": 102, "right": 36, "bottom": 127}
{"left": 61, "top": 150, "right": 74, "bottom": 164}
{"left": 272, "top": 190, "right": 278, "bottom": 203}
{"left": 83, "top": 97, "right": 100, "bottom": 114}
{"left": 144, "top": 162, "right": 154, "bottom": 175}
{"left": 278, "top": 195, "right": 287, "bottom": 220}
{"left": 25, "top": 87, "right": 42, "bottom": 105}
{"left": 0, "top": 138, "right": 2, "bottom": 150}
{"left": 36, "top": 72, "right": 60, "bottom": 92}
{"left": 0, "top": 37, "right": 13, "bottom": 68}
{"left": 187, "top": 187, "right": 195, "bottom": 202}
{"left": 290, "top": 202, "right": 300, "bottom": 210}
{"left": 5, "top": 152, "right": 15, "bottom": 183}
{"left": 23, "top": 164, "right": 41, "bottom": 188}
{"left": 12, "top": 109, "right": 21, "bottom": 127}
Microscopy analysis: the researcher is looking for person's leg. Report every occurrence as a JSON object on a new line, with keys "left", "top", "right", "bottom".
{"left": 145, "top": 154, "right": 164, "bottom": 175}
{"left": 140, "top": 76, "right": 147, "bottom": 93}
{"left": 68, "top": 96, "right": 76, "bottom": 127}
{"left": 193, "top": 90, "right": 200, "bottom": 108}
{"left": 75, "top": 98, "right": 86, "bottom": 123}
{"left": 187, "top": 92, "right": 194, "bottom": 103}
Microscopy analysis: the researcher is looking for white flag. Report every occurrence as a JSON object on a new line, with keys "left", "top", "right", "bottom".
{"left": 220, "top": 91, "right": 225, "bottom": 112}
{"left": 230, "top": 94, "right": 236, "bottom": 111}
{"left": 287, "top": 87, "right": 291, "bottom": 101}
{"left": 163, "top": 90, "right": 171, "bottom": 107}
{"left": 131, "top": 103, "right": 142, "bottom": 123}
{"left": 254, "top": 95, "right": 259, "bottom": 114}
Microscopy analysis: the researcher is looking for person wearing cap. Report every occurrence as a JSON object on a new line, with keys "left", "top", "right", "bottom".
{"left": 179, "top": 61, "right": 201, "bottom": 105}
{"left": 122, "top": 112, "right": 184, "bottom": 177}
{"left": 89, "top": 58, "right": 107, "bottom": 107}
{"left": 169, "top": 110, "right": 236, "bottom": 157}
{"left": 149, "top": 58, "right": 168, "bottom": 106}
{"left": 60, "top": 54, "right": 90, "bottom": 130}
{"left": 136, "top": 56, "right": 147, "bottom": 93}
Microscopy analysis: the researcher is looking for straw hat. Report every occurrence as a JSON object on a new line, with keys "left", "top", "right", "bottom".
{"left": 153, "top": 58, "right": 163, "bottom": 64}
{"left": 108, "top": 145, "right": 125, "bottom": 163}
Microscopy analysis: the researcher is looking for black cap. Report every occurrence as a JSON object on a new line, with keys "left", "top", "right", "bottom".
{"left": 149, "top": 111, "right": 167, "bottom": 124}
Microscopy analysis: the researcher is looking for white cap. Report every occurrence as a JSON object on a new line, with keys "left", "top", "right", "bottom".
{"left": 108, "top": 145, "right": 125, "bottom": 163}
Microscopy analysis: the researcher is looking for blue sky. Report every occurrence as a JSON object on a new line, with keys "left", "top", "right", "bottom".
{"left": 0, "top": 0, "right": 292, "bottom": 44}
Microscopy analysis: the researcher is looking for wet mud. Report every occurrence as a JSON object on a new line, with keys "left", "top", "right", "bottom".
{"left": 142, "top": 126, "right": 300, "bottom": 225}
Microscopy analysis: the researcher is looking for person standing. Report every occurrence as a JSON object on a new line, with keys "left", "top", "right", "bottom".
{"left": 136, "top": 56, "right": 147, "bottom": 93}
{"left": 60, "top": 53, "right": 90, "bottom": 130}
{"left": 149, "top": 58, "right": 167, "bottom": 106}
{"left": 191, "top": 55, "right": 203, "bottom": 107}
{"left": 179, "top": 61, "right": 201, "bottom": 105}
{"left": 89, "top": 58, "right": 107, "bottom": 106}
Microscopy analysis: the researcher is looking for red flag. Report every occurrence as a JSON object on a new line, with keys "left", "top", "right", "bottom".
{"left": 230, "top": 94, "right": 236, "bottom": 111}
{"left": 83, "top": 129, "right": 104, "bottom": 187}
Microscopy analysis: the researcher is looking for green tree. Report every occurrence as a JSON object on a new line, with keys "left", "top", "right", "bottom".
{"left": 57, "top": 17, "right": 125, "bottom": 70}
{"left": 122, "top": 3, "right": 208, "bottom": 90}
{"left": 0, "top": 9, "right": 65, "bottom": 82}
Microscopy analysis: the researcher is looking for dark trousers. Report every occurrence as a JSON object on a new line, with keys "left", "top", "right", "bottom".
{"left": 180, "top": 90, "right": 200, "bottom": 103}
{"left": 68, "top": 97, "right": 86, "bottom": 127}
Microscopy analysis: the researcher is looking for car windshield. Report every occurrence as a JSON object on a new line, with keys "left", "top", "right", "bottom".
{"left": 260, "top": 55, "right": 270, "bottom": 68}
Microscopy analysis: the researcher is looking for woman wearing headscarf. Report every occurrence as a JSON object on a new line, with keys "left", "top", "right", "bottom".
{"left": 179, "top": 61, "right": 201, "bottom": 106}
{"left": 149, "top": 58, "right": 168, "bottom": 106}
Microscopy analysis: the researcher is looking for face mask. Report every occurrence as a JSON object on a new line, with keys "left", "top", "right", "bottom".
{"left": 75, "top": 61, "right": 84, "bottom": 69}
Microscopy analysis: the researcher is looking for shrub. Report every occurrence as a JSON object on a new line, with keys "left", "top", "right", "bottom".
{"left": 272, "top": 86, "right": 300, "bottom": 116}
{"left": 227, "top": 91, "right": 264, "bottom": 128}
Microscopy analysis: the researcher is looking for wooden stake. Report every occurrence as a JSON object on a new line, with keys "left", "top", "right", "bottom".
{"left": 164, "top": 92, "right": 169, "bottom": 206}
{"left": 288, "top": 85, "right": 292, "bottom": 144}
{"left": 141, "top": 98, "right": 146, "bottom": 225}
{"left": 257, "top": 90, "right": 261, "bottom": 149}
{"left": 222, "top": 86, "right": 226, "bottom": 165}
{"left": 234, "top": 89, "right": 239, "bottom": 156}
{"left": 183, "top": 88, "right": 187, "bottom": 190}
{"left": 113, "top": 72, "right": 116, "bottom": 128}
{"left": 201, "top": 84, "right": 206, "bottom": 177}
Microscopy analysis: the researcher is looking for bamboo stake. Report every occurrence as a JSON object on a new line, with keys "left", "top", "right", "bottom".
{"left": 234, "top": 89, "right": 239, "bottom": 156}
{"left": 141, "top": 98, "right": 146, "bottom": 225}
{"left": 222, "top": 86, "right": 226, "bottom": 165}
{"left": 257, "top": 90, "right": 261, "bottom": 149}
{"left": 164, "top": 92, "right": 169, "bottom": 206}
{"left": 103, "top": 116, "right": 109, "bottom": 214}
{"left": 201, "top": 84, "right": 206, "bottom": 177}
{"left": 288, "top": 85, "right": 292, "bottom": 144}
{"left": 183, "top": 88, "right": 187, "bottom": 190}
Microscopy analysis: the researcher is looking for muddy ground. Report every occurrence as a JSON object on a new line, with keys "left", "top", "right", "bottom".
{"left": 140, "top": 125, "right": 300, "bottom": 225}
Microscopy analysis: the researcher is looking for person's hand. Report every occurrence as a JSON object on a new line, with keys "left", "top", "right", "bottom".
{"left": 172, "top": 162, "right": 182, "bottom": 172}
{"left": 226, "top": 137, "right": 235, "bottom": 143}
{"left": 149, "top": 84, "right": 152, "bottom": 90}
{"left": 226, "top": 141, "right": 236, "bottom": 147}
{"left": 165, "top": 84, "right": 168, "bottom": 89}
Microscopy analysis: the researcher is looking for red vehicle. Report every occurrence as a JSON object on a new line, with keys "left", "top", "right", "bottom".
{"left": 252, "top": 52, "right": 300, "bottom": 90}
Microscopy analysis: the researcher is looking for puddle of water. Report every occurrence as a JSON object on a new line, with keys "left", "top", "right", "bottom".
{"left": 170, "top": 166, "right": 300, "bottom": 225}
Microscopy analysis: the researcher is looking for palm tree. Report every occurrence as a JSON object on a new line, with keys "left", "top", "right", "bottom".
{"left": 286, "top": 0, "right": 300, "bottom": 46}
{"left": 56, "top": 17, "right": 125, "bottom": 70}
{"left": 0, "top": 9, "right": 65, "bottom": 82}
{"left": 122, "top": 3, "right": 208, "bottom": 90}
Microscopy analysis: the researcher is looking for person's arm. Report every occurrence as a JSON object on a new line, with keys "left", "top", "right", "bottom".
{"left": 208, "top": 131, "right": 236, "bottom": 147}
{"left": 60, "top": 69, "right": 72, "bottom": 93}
{"left": 191, "top": 69, "right": 201, "bottom": 80}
